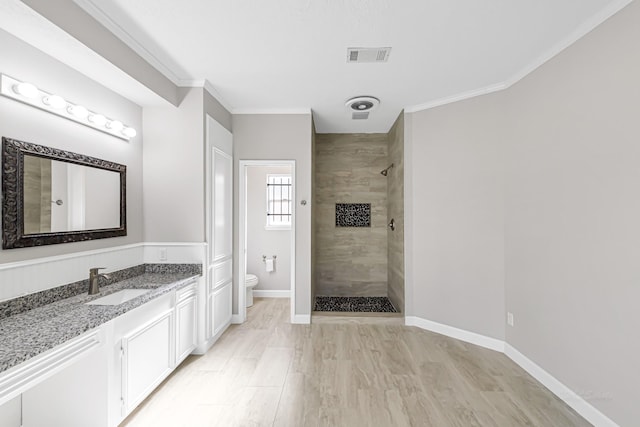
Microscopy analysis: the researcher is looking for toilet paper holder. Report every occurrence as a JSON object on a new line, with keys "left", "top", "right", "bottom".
{"left": 262, "top": 255, "right": 277, "bottom": 262}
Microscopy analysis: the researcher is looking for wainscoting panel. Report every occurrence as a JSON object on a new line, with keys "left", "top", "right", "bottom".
{"left": 0, "top": 243, "right": 207, "bottom": 303}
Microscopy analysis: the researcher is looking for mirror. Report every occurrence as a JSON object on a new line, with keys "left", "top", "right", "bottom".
{"left": 2, "top": 137, "right": 126, "bottom": 249}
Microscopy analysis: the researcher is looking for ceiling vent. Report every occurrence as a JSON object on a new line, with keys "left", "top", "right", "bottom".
{"left": 347, "top": 47, "right": 391, "bottom": 63}
{"left": 346, "top": 96, "right": 380, "bottom": 120}
{"left": 346, "top": 96, "right": 380, "bottom": 111}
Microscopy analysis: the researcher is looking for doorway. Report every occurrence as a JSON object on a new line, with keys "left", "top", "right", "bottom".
{"left": 238, "top": 160, "right": 296, "bottom": 323}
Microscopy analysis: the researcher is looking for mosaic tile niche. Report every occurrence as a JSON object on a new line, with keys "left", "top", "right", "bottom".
{"left": 335, "top": 203, "right": 371, "bottom": 227}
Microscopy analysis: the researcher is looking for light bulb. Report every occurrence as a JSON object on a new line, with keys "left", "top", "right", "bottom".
{"left": 107, "top": 120, "right": 123, "bottom": 132}
{"left": 88, "top": 114, "right": 107, "bottom": 126}
{"left": 68, "top": 105, "right": 89, "bottom": 119}
{"left": 122, "top": 127, "right": 137, "bottom": 138}
{"left": 42, "top": 95, "right": 66, "bottom": 109}
{"left": 13, "top": 82, "right": 38, "bottom": 98}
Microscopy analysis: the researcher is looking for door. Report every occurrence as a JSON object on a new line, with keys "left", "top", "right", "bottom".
{"left": 207, "top": 116, "right": 233, "bottom": 339}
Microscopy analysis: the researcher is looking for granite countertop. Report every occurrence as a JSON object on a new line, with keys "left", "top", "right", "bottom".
{"left": 0, "top": 272, "right": 199, "bottom": 374}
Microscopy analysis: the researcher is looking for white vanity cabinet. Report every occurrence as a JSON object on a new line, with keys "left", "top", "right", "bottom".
{"left": 0, "top": 329, "right": 107, "bottom": 427}
{"left": 22, "top": 337, "right": 109, "bottom": 427}
{"left": 175, "top": 283, "right": 198, "bottom": 364}
{"left": 0, "top": 279, "right": 201, "bottom": 427}
{"left": 111, "top": 290, "right": 175, "bottom": 421}
{"left": 0, "top": 396, "right": 21, "bottom": 427}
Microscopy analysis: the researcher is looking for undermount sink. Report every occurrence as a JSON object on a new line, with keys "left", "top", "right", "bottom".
{"left": 86, "top": 289, "right": 149, "bottom": 306}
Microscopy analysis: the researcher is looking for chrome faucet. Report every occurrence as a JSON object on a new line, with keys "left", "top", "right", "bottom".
{"left": 88, "top": 268, "right": 110, "bottom": 295}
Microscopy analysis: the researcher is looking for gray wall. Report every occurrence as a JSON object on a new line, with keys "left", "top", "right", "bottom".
{"left": 142, "top": 87, "right": 232, "bottom": 243}
{"left": 406, "top": 92, "right": 506, "bottom": 340}
{"left": 314, "top": 133, "right": 389, "bottom": 297}
{"left": 0, "top": 28, "right": 143, "bottom": 263}
{"left": 311, "top": 119, "right": 317, "bottom": 302}
{"left": 232, "top": 114, "right": 313, "bottom": 317}
{"left": 246, "top": 166, "right": 291, "bottom": 291}
{"left": 406, "top": 2, "right": 640, "bottom": 424}
{"left": 387, "top": 113, "right": 405, "bottom": 313}
{"left": 503, "top": 2, "right": 640, "bottom": 424}
{"left": 142, "top": 88, "right": 205, "bottom": 242}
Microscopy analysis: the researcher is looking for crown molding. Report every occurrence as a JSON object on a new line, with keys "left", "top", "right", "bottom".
{"left": 73, "top": 0, "right": 184, "bottom": 85}
{"left": 233, "top": 107, "right": 312, "bottom": 115}
{"left": 179, "top": 79, "right": 234, "bottom": 113}
{"left": 406, "top": 0, "right": 633, "bottom": 114}
{"left": 504, "top": 0, "right": 633, "bottom": 89}
{"left": 404, "top": 82, "right": 506, "bottom": 113}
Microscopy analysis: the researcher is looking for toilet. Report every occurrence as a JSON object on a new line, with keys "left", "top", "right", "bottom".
{"left": 245, "top": 274, "right": 259, "bottom": 307}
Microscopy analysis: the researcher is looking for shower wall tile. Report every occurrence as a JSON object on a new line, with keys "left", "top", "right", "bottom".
{"left": 314, "top": 133, "right": 388, "bottom": 297}
{"left": 387, "top": 113, "right": 405, "bottom": 312}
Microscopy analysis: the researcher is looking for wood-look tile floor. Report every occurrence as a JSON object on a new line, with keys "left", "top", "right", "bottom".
{"left": 121, "top": 298, "right": 591, "bottom": 427}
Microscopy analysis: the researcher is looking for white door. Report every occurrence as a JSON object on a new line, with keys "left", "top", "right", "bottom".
{"left": 207, "top": 116, "right": 233, "bottom": 339}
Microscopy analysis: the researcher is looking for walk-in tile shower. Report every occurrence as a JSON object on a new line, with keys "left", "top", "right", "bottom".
{"left": 312, "top": 113, "right": 405, "bottom": 313}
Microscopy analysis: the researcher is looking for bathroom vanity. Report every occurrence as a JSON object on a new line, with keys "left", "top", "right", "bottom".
{"left": 0, "top": 265, "right": 200, "bottom": 427}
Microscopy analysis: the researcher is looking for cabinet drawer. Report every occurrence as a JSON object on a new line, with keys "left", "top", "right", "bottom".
{"left": 176, "top": 281, "right": 197, "bottom": 303}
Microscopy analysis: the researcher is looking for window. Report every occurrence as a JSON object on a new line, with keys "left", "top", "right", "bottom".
{"left": 266, "top": 174, "right": 292, "bottom": 229}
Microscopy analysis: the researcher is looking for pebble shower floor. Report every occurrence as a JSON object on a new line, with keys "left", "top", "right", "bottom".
{"left": 314, "top": 296, "right": 397, "bottom": 313}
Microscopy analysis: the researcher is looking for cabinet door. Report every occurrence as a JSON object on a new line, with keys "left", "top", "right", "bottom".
{"left": 207, "top": 116, "right": 233, "bottom": 340}
{"left": 121, "top": 310, "right": 174, "bottom": 415}
{"left": 210, "top": 281, "right": 232, "bottom": 336}
{"left": 176, "top": 293, "right": 197, "bottom": 364}
{"left": 22, "top": 343, "right": 108, "bottom": 427}
{"left": 0, "top": 396, "right": 21, "bottom": 427}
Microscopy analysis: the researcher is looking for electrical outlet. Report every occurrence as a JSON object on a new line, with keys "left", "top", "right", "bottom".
{"left": 507, "top": 312, "right": 514, "bottom": 327}
{"left": 159, "top": 247, "right": 167, "bottom": 261}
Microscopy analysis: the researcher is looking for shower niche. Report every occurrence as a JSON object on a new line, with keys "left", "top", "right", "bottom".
{"left": 335, "top": 203, "right": 371, "bottom": 227}
{"left": 312, "top": 113, "right": 405, "bottom": 314}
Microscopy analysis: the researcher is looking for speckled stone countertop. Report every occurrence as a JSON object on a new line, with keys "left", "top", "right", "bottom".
{"left": 0, "top": 271, "right": 199, "bottom": 374}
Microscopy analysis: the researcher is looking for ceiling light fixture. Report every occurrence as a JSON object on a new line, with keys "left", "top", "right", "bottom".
{"left": 0, "top": 74, "right": 136, "bottom": 141}
{"left": 88, "top": 113, "right": 107, "bottom": 126}
{"left": 68, "top": 104, "right": 89, "bottom": 119}
{"left": 106, "top": 120, "right": 123, "bottom": 132}
{"left": 42, "top": 94, "right": 66, "bottom": 109}
{"left": 13, "top": 82, "right": 39, "bottom": 98}
{"left": 122, "top": 127, "right": 137, "bottom": 138}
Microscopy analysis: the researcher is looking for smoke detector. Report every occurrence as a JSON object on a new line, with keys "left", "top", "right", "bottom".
{"left": 345, "top": 96, "right": 380, "bottom": 112}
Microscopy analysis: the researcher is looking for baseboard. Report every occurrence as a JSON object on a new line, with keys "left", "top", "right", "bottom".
{"left": 291, "top": 314, "right": 311, "bottom": 324}
{"left": 405, "top": 316, "right": 505, "bottom": 352}
{"left": 231, "top": 314, "right": 243, "bottom": 324}
{"left": 253, "top": 290, "right": 290, "bottom": 298}
{"left": 505, "top": 344, "right": 619, "bottom": 427}
{"left": 406, "top": 316, "right": 619, "bottom": 426}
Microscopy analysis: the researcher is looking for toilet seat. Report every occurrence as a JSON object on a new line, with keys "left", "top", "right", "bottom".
{"left": 246, "top": 274, "right": 258, "bottom": 287}
{"left": 245, "top": 273, "right": 259, "bottom": 307}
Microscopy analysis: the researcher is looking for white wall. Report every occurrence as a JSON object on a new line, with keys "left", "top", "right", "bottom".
{"left": 0, "top": 28, "right": 143, "bottom": 264}
{"left": 232, "top": 114, "right": 312, "bottom": 317}
{"left": 246, "top": 166, "right": 291, "bottom": 291}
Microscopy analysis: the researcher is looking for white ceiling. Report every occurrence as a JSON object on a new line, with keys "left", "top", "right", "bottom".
{"left": 7, "top": 0, "right": 634, "bottom": 133}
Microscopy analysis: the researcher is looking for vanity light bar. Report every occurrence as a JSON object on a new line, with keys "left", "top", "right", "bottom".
{"left": 0, "top": 74, "right": 137, "bottom": 141}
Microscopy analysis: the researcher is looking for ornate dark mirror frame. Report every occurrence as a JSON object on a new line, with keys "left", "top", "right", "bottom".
{"left": 1, "top": 137, "right": 127, "bottom": 249}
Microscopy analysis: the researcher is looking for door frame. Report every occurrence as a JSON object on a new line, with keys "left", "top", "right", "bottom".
{"left": 238, "top": 160, "right": 296, "bottom": 323}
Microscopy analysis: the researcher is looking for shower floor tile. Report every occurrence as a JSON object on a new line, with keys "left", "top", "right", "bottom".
{"left": 314, "top": 296, "right": 397, "bottom": 313}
